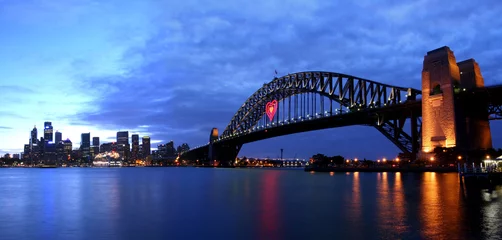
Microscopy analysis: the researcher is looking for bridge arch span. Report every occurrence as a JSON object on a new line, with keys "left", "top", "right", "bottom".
{"left": 219, "top": 71, "right": 421, "bottom": 153}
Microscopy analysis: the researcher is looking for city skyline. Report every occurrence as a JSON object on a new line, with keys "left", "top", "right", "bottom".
{"left": 1, "top": 0, "right": 502, "bottom": 159}
{"left": 11, "top": 121, "right": 169, "bottom": 152}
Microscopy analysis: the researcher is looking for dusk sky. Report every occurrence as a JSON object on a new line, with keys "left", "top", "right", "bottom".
{"left": 1, "top": 0, "right": 501, "bottom": 159}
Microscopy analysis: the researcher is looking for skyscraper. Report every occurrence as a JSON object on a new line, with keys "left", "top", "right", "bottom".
{"left": 31, "top": 126, "right": 37, "bottom": 145}
{"left": 92, "top": 137, "right": 100, "bottom": 157}
{"left": 142, "top": 136, "right": 151, "bottom": 157}
{"left": 92, "top": 137, "right": 100, "bottom": 147}
{"left": 63, "top": 139, "right": 72, "bottom": 162}
{"left": 44, "top": 122, "right": 53, "bottom": 142}
{"left": 131, "top": 134, "right": 139, "bottom": 160}
{"left": 116, "top": 131, "right": 129, "bottom": 160}
{"left": 165, "top": 141, "right": 176, "bottom": 157}
{"left": 55, "top": 131, "right": 62, "bottom": 143}
{"left": 81, "top": 133, "right": 91, "bottom": 163}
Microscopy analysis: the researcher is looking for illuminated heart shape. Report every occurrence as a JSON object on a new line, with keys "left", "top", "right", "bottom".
{"left": 266, "top": 100, "right": 278, "bottom": 121}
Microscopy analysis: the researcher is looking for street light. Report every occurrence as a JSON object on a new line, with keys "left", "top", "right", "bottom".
{"left": 354, "top": 158, "right": 358, "bottom": 162}
{"left": 457, "top": 156, "right": 462, "bottom": 160}
{"left": 346, "top": 159, "right": 349, "bottom": 163}
{"left": 486, "top": 155, "right": 490, "bottom": 159}
{"left": 395, "top": 158, "right": 400, "bottom": 162}
{"left": 430, "top": 157, "right": 435, "bottom": 161}
{"left": 383, "top": 158, "right": 387, "bottom": 162}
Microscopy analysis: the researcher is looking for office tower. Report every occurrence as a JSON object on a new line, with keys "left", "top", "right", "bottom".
{"left": 31, "top": 126, "right": 37, "bottom": 145}
{"left": 44, "top": 122, "right": 53, "bottom": 142}
{"left": 81, "top": 133, "right": 91, "bottom": 162}
{"left": 117, "top": 131, "right": 129, "bottom": 145}
{"left": 116, "top": 131, "right": 129, "bottom": 160}
{"left": 142, "top": 136, "right": 150, "bottom": 157}
{"left": 166, "top": 141, "right": 176, "bottom": 157}
{"left": 92, "top": 137, "right": 100, "bottom": 158}
{"left": 44, "top": 142, "right": 57, "bottom": 165}
{"left": 24, "top": 144, "right": 30, "bottom": 154}
{"left": 93, "top": 137, "right": 100, "bottom": 147}
{"left": 55, "top": 131, "right": 62, "bottom": 143}
{"left": 131, "top": 134, "right": 139, "bottom": 160}
{"left": 56, "top": 140, "right": 65, "bottom": 164}
{"left": 63, "top": 139, "right": 72, "bottom": 156}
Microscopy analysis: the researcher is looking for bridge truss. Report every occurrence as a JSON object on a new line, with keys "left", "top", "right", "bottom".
{"left": 219, "top": 71, "right": 422, "bottom": 154}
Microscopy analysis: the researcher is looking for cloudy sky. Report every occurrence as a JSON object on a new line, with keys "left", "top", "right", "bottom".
{"left": 0, "top": 0, "right": 501, "bottom": 159}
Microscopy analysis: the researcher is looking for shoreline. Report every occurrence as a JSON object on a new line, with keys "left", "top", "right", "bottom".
{"left": 305, "top": 166, "right": 459, "bottom": 173}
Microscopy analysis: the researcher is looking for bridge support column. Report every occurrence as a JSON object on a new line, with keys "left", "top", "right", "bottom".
{"left": 208, "top": 128, "right": 219, "bottom": 165}
{"left": 456, "top": 59, "right": 492, "bottom": 150}
{"left": 421, "top": 46, "right": 493, "bottom": 155}
{"left": 410, "top": 110, "right": 419, "bottom": 161}
{"left": 214, "top": 143, "right": 242, "bottom": 167}
{"left": 421, "top": 46, "right": 460, "bottom": 153}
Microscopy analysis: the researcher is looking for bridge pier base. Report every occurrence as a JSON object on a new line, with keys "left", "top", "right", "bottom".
{"left": 210, "top": 143, "right": 242, "bottom": 167}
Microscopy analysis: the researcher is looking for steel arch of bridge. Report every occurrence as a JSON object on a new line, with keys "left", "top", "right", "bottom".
{"left": 218, "top": 71, "right": 422, "bottom": 153}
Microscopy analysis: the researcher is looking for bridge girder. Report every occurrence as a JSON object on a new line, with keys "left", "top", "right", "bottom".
{"left": 489, "top": 105, "right": 502, "bottom": 120}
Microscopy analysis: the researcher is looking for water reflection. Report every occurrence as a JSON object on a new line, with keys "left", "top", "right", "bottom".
{"left": 392, "top": 173, "right": 407, "bottom": 233}
{"left": 259, "top": 170, "right": 282, "bottom": 239}
{"left": 351, "top": 172, "right": 361, "bottom": 221}
{"left": 345, "top": 172, "right": 363, "bottom": 239}
{"left": 419, "top": 173, "right": 464, "bottom": 239}
{"left": 481, "top": 186, "right": 502, "bottom": 238}
{"left": 376, "top": 172, "right": 393, "bottom": 235}
{"left": 3, "top": 169, "right": 502, "bottom": 239}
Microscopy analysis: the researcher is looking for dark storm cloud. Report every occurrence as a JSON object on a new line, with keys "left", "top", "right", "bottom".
{"left": 75, "top": 0, "right": 502, "bottom": 158}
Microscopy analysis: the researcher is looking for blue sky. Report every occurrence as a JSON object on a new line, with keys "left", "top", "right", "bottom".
{"left": 0, "top": 0, "right": 501, "bottom": 159}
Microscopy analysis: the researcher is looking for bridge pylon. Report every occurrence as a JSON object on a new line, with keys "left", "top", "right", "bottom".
{"left": 208, "top": 128, "right": 241, "bottom": 166}
{"left": 421, "top": 46, "right": 492, "bottom": 155}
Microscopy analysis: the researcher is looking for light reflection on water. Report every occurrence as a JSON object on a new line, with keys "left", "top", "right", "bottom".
{"left": 0, "top": 169, "right": 501, "bottom": 239}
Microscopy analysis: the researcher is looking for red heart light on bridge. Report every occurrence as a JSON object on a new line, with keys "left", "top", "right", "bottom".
{"left": 266, "top": 100, "right": 278, "bottom": 121}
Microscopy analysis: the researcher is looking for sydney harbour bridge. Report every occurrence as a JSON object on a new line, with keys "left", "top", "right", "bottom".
{"left": 179, "top": 46, "right": 502, "bottom": 166}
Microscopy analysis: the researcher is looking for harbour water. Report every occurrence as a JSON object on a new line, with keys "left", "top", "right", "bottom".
{"left": 0, "top": 168, "right": 501, "bottom": 239}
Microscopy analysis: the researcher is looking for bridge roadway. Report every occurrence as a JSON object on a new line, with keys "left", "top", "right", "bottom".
{"left": 181, "top": 100, "right": 422, "bottom": 161}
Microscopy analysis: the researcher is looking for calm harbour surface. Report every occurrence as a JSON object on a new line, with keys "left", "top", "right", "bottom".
{"left": 1, "top": 168, "right": 501, "bottom": 240}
